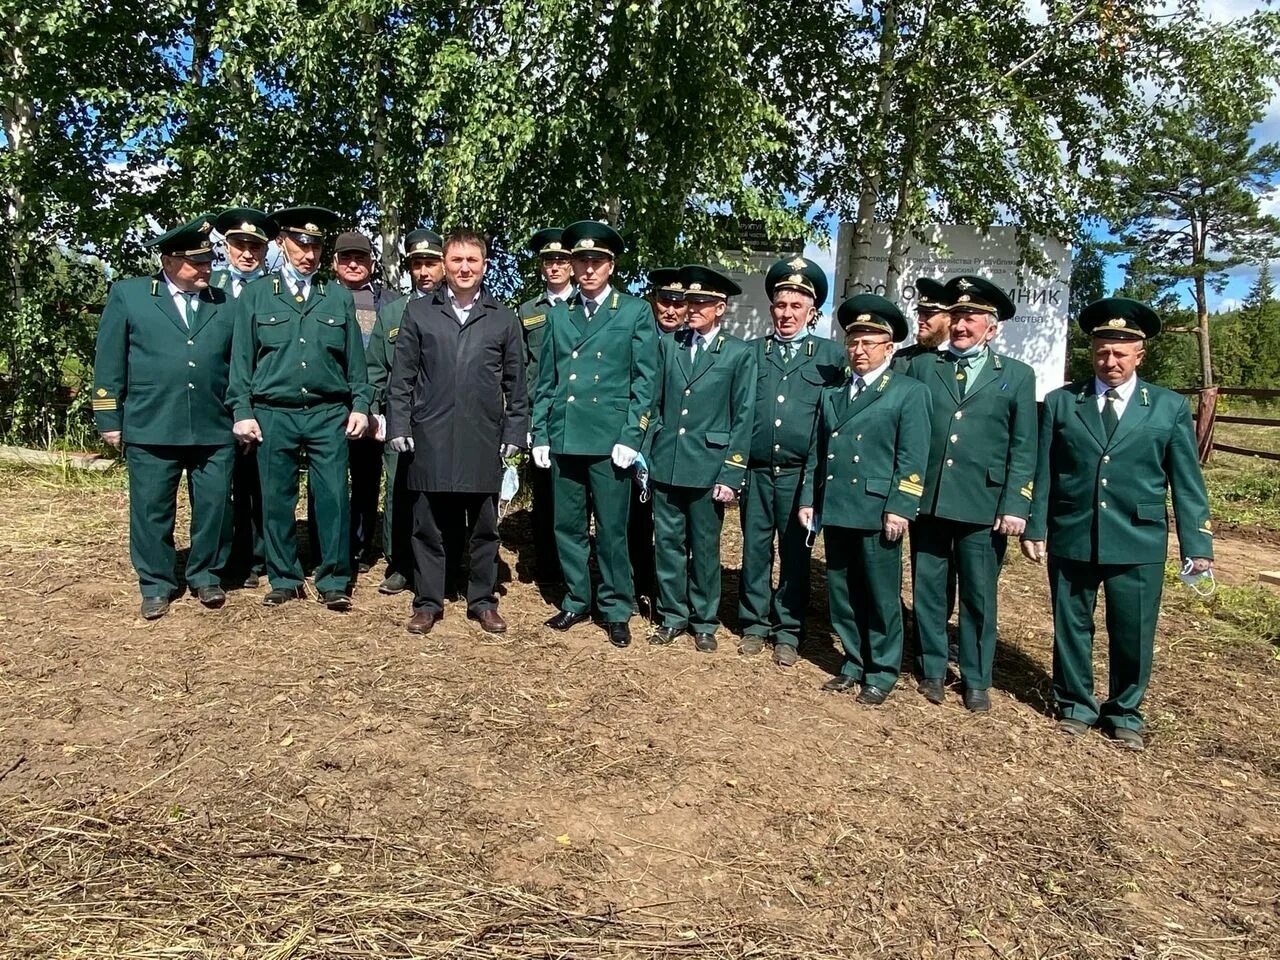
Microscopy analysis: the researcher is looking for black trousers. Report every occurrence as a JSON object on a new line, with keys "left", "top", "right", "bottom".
{"left": 530, "top": 464, "right": 562, "bottom": 582}
{"left": 411, "top": 491, "right": 500, "bottom": 615}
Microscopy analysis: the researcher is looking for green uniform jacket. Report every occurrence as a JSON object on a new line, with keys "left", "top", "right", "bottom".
{"left": 92, "top": 274, "right": 235, "bottom": 445}
{"left": 903, "top": 349, "right": 1037, "bottom": 524}
{"left": 367, "top": 294, "right": 411, "bottom": 417}
{"left": 890, "top": 341, "right": 939, "bottom": 372}
{"left": 748, "top": 335, "right": 848, "bottom": 468}
{"left": 801, "top": 370, "right": 932, "bottom": 529}
{"left": 518, "top": 291, "right": 561, "bottom": 399}
{"left": 227, "top": 272, "right": 373, "bottom": 420}
{"left": 531, "top": 288, "right": 657, "bottom": 455}
{"left": 646, "top": 328, "right": 757, "bottom": 489}
{"left": 1025, "top": 378, "right": 1213, "bottom": 564}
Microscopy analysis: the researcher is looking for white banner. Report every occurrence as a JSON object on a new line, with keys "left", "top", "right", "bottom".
{"left": 835, "top": 224, "right": 1072, "bottom": 399}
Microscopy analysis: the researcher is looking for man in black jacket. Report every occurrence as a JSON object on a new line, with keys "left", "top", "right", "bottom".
{"left": 386, "top": 229, "right": 528, "bottom": 635}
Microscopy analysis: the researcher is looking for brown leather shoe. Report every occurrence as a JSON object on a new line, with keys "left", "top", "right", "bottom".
{"left": 406, "top": 610, "right": 439, "bottom": 635}
{"left": 469, "top": 608, "right": 507, "bottom": 634}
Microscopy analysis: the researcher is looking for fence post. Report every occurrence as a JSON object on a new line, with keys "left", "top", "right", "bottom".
{"left": 1194, "top": 387, "right": 1218, "bottom": 464}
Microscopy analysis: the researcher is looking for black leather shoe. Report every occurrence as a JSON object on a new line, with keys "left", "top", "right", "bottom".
{"left": 196, "top": 585, "right": 226, "bottom": 609}
{"left": 963, "top": 688, "right": 991, "bottom": 712}
{"left": 693, "top": 632, "right": 717, "bottom": 652}
{"left": 607, "top": 622, "right": 631, "bottom": 648}
{"left": 378, "top": 572, "right": 408, "bottom": 595}
{"left": 140, "top": 597, "right": 170, "bottom": 620}
{"left": 242, "top": 572, "right": 262, "bottom": 589}
{"left": 917, "top": 678, "right": 945, "bottom": 705}
{"left": 822, "top": 675, "right": 858, "bottom": 693}
{"left": 263, "top": 587, "right": 302, "bottom": 606}
{"left": 773, "top": 644, "right": 799, "bottom": 667}
{"left": 321, "top": 590, "right": 352, "bottom": 611}
{"left": 546, "top": 609, "right": 591, "bottom": 631}
{"left": 1106, "top": 726, "right": 1144, "bottom": 751}
{"left": 650, "top": 625, "right": 683, "bottom": 645}
{"left": 856, "top": 684, "right": 889, "bottom": 705}
{"left": 738, "top": 635, "right": 766, "bottom": 656}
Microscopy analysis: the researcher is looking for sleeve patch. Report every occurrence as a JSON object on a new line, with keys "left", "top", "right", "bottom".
{"left": 92, "top": 399, "right": 118, "bottom": 411}
{"left": 899, "top": 480, "right": 924, "bottom": 496}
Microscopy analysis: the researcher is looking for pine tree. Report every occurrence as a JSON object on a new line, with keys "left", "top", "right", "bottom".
{"left": 1238, "top": 266, "right": 1280, "bottom": 387}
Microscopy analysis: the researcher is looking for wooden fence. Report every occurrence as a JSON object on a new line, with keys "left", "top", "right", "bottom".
{"left": 1177, "top": 387, "right": 1280, "bottom": 464}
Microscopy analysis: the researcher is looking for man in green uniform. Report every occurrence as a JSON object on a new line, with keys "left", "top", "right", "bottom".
{"left": 799, "top": 295, "right": 931, "bottom": 701}
{"left": 902, "top": 275, "right": 1037, "bottom": 711}
{"left": 628, "top": 266, "right": 687, "bottom": 605}
{"left": 892, "top": 277, "right": 951, "bottom": 370}
{"left": 645, "top": 265, "right": 756, "bottom": 651}
{"left": 530, "top": 220, "right": 658, "bottom": 648}
{"left": 212, "top": 207, "right": 277, "bottom": 589}
{"left": 518, "top": 228, "right": 573, "bottom": 586}
{"left": 227, "top": 206, "right": 373, "bottom": 610}
{"left": 738, "top": 256, "right": 846, "bottom": 664}
{"left": 366, "top": 228, "right": 445, "bottom": 594}
{"left": 1022, "top": 298, "right": 1213, "bottom": 750}
{"left": 92, "top": 214, "right": 235, "bottom": 619}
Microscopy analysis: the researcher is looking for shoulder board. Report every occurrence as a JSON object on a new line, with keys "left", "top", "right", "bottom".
{"left": 523, "top": 313, "right": 546, "bottom": 329}
{"left": 388, "top": 326, "right": 399, "bottom": 341}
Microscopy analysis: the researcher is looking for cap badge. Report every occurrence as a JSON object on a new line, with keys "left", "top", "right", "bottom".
{"left": 689, "top": 282, "right": 702, "bottom": 291}
{"left": 304, "top": 222, "right": 319, "bottom": 233}
{"left": 958, "top": 294, "right": 971, "bottom": 303}
{"left": 857, "top": 313, "right": 871, "bottom": 322}
{"left": 547, "top": 241, "right": 562, "bottom": 250}
{"left": 670, "top": 282, "right": 683, "bottom": 290}
{"left": 956, "top": 278, "right": 973, "bottom": 290}
{"left": 787, "top": 257, "right": 807, "bottom": 269}
{"left": 1107, "top": 318, "right": 1127, "bottom": 328}
{"left": 580, "top": 238, "right": 595, "bottom": 249}
{"left": 240, "top": 222, "right": 256, "bottom": 234}
{"left": 199, "top": 221, "right": 211, "bottom": 232}
{"left": 788, "top": 273, "right": 804, "bottom": 284}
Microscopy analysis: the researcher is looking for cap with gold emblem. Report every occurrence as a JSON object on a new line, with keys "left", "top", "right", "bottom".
{"left": 272, "top": 205, "right": 340, "bottom": 247}
{"left": 528, "top": 227, "right": 569, "bottom": 258}
{"left": 678, "top": 264, "right": 743, "bottom": 303}
{"left": 648, "top": 267, "right": 685, "bottom": 300}
{"left": 914, "top": 277, "right": 950, "bottom": 311}
{"left": 943, "top": 274, "right": 1015, "bottom": 321}
{"left": 562, "top": 220, "right": 625, "bottom": 259}
{"left": 146, "top": 213, "right": 218, "bottom": 262}
{"left": 403, "top": 228, "right": 443, "bottom": 260}
{"left": 215, "top": 207, "right": 278, "bottom": 245}
{"left": 1078, "top": 297, "right": 1161, "bottom": 341}
{"left": 764, "top": 255, "right": 829, "bottom": 308}
{"left": 836, "top": 293, "right": 908, "bottom": 342}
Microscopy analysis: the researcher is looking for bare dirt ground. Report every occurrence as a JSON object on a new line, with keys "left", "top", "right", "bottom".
{"left": 1, "top": 465, "right": 1278, "bottom": 959}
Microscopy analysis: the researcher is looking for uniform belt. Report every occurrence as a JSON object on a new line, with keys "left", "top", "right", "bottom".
{"left": 749, "top": 460, "right": 804, "bottom": 472}
{"left": 252, "top": 395, "right": 348, "bottom": 410}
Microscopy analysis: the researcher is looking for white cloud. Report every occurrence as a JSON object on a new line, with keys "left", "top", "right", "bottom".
{"left": 1215, "top": 297, "right": 1242, "bottom": 312}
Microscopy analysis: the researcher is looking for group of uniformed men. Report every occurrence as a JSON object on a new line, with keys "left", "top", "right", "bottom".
{"left": 94, "top": 209, "right": 1215, "bottom": 750}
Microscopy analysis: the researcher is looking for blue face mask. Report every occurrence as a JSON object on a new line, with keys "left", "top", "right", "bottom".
{"left": 499, "top": 464, "right": 520, "bottom": 506}
{"left": 633, "top": 452, "right": 651, "bottom": 503}
{"left": 282, "top": 259, "right": 317, "bottom": 283}
{"left": 950, "top": 342, "right": 985, "bottom": 360}
{"left": 227, "top": 263, "right": 262, "bottom": 281}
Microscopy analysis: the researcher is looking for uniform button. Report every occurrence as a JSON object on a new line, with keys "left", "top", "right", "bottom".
{"left": 681, "top": 409, "right": 688, "bottom": 416}
{"left": 1103, "top": 455, "right": 1110, "bottom": 463}
{"left": 773, "top": 466, "right": 780, "bottom": 474}
{"left": 187, "top": 383, "right": 194, "bottom": 389}
{"left": 777, "top": 395, "right": 785, "bottom": 403}
{"left": 950, "top": 434, "right": 958, "bottom": 443}
{"left": 327, "top": 318, "right": 335, "bottom": 324}
{"left": 1101, "top": 478, "right": 1108, "bottom": 486}
{"left": 827, "top": 453, "right": 835, "bottom": 460}
{"left": 299, "top": 338, "right": 306, "bottom": 344}
{"left": 568, "top": 395, "right": 575, "bottom": 402}
{"left": 781, "top": 375, "right": 788, "bottom": 381}
{"left": 591, "top": 397, "right": 598, "bottom": 403}
{"left": 851, "top": 478, "right": 858, "bottom": 484}
{"left": 572, "top": 351, "right": 579, "bottom": 359}
{"left": 596, "top": 352, "right": 602, "bottom": 359}
{"left": 832, "top": 431, "right": 839, "bottom": 438}
{"left": 826, "top": 474, "right": 834, "bottom": 480}
{"left": 301, "top": 362, "right": 307, "bottom": 368}
{"left": 684, "top": 389, "right": 691, "bottom": 396}
{"left": 186, "top": 339, "right": 194, "bottom": 346}
{"left": 188, "top": 361, "right": 195, "bottom": 367}
{"left": 955, "top": 411, "right": 963, "bottom": 420}
{"left": 856, "top": 434, "right": 862, "bottom": 441}
{"left": 301, "top": 387, "right": 308, "bottom": 394}
{"left": 946, "top": 458, "right": 954, "bottom": 466}
{"left": 853, "top": 456, "right": 860, "bottom": 463}
{"left": 774, "top": 419, "right": 782, "bottom": 427}
{"left": 678, "top": 427, "right": 686, "bottom": 435}
{"left": 773, "top": 443, "right": 780, "bottom": 451}
{"left": 1100, "top": 501, "right": 1107, "bottom": 508}
{"left": 569, "top": 373, "right": 577, "bottom": 381}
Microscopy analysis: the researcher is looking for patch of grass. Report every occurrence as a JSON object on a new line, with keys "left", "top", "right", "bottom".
{"left": 1182, "top": 582, "right": 1280, "bottom": 649}
{"left": 1202, "top": 454, "right": 1280, "bottom": 528}
{"left": 0, "top": 459, "right": 127, "bottom": 493}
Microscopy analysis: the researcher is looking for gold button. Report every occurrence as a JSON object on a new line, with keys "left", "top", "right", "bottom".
{"left": 187, "top": 383, "right": 194, "bottom": 389}
{"left": 773, "top": 443, "right": 780, "bottom": 450}
{"left": 774, "top": 419, "right": 782, "bottom": 427}
{"left": 301, "top": 362, "right": 307, "bottom": 368}
{"left": 946, "top": 458, "right": 954, "bottom": 466}
{"left": 856, "top": 434, "right": 862, "bottom": 441}
{"left": 777, "top": 395, "right": 785, "bottom": 403}
{"left": 826, "top": 474, "right": 834, "bottom": 480}
{"left": 684, "top": 389, "right": 691, "bottom": 396}
{"left": 827, "top": 453, "right": 834, "bottom": 460}
{"left": 832, "top": 431, "right": 839, "bottom": 438}
{"left": 950, "top": 434, "right": 958, "bottom": 443}
{"left": 955, "top": 411, "right": 962, "bottom": 420}
{"left": 569, "top": 373, "right": 577, "bottom": 381}
{"left": 299, "top": 338, "right": 306, "bottom": 344}
{"left": 781, "top": 375, "right": 788, "bottom": 381}
{"left": 1101, "top": 478, "right": 1108, "bottom": 486}
{"left": 678, "top": 428, "right": 686, "bottom": 435}
{"left": 681, "top": 409, "right": 688, "bottom": 416}
{"left": 773, "top": 466, "right": 780, "bottom": 474}
{"left": 572, "top": 351, "right": 578, "bottom": 359}
{"left": 186, "top": 339, "right": 194, "bottom": 346}
{"left": 853, "top": 456, "right": 860, "bottom": 463}
{"left": 568, "top": 395, "right": 575, "bottom": 402}
{"left": 1103, "top": 455, "right": 1110, "bottom": 463}
{"left": 1100, "top": 501, "right": 1107, "bottom": 508}
{"left": 596, "top": 352, "right": 602, "bottom": 359}
{"left": 851, "top": 478, "right": 858, "bottom": 484}
{"left": 188, "top": 361, "right": 195, "bottom": 367}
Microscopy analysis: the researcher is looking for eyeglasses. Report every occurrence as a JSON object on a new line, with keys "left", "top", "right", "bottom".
{"left": 847, "top": 338, "right": 891, "bottom": 350}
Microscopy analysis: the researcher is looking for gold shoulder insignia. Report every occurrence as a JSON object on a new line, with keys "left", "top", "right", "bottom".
{"left": 877, "top": 374, "right": 889, "bottom": 391}
{"left": 611, "top": 292, "right": 619, "bottom": 308}
{"left": 523, "top": 313, "right": 546, "bottom": 328}
{"left": 388, "top": 327, "right": 399, "bottom": 340}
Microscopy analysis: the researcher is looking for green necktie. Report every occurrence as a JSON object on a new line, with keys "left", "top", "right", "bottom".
{"left": 1102, "top": 387, "right": 1120, "bottom": 439}
{"left": 955, "top": 356, "right": 970, "bottom": 395}
{"left": 781, "top": 340, "right": 794, "bottom": 362}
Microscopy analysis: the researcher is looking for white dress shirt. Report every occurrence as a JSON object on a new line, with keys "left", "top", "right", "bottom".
{"left": 282, "top": 271, "right": 311, "bottom": 302}
{"left": 691, "top": 324, "right": 722, "bottom": 360}
{"left": 1095, "top": 374, "right": 1138, "bottom": 419}
{"left": 163, "top": 274, "right": 199, "bottom": 327}
{"left": 850, "top": 358, "right": 891, "bottom": 399}
{"left": 580, "top": 284, "right": 613, "bottom": 317}
{"left": 447, "top": 284, "right": 478, "bottom": 325}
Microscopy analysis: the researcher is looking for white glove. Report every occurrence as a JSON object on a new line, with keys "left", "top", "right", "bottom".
{"left": 611, "top": 443, "right": 638, "bottom": 469}
{"left": 373, "top": 414, "right": 387, "bottom": 441}
{"left": 532, "top": 445, "right": 551, "bottom": 469}
{"left": 389, "top": 436, "right": 415, "bottom": 453}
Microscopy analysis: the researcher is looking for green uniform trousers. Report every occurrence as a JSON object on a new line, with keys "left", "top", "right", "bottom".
{"left": 126, "top": 443, "right": 233, "bottom": 598}
{"left": 551, "top": 454, "right": 634, "bottom": 622}
{"left": 653, "top": 482, "right": 725, "bottom": 633}
{"left": 914, "top": 515, "right": 1007, "bottom": 690}
{"left": 825, "top": 526, "right": 904, "bottom": 691}
{"left": 381, "top": 445, "right": 414, "bottom": 580}
{"left": 1048, "top": 557, "right": 1162, "bottom": 732}
{"left": 227, "top": 445, "right": 265, "bottom": 579}
{"left": 256, "top": 403, "right": 352, "bottom": 593}
{"left": 738, "top": 465, "right": 810, "bottom": 648}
